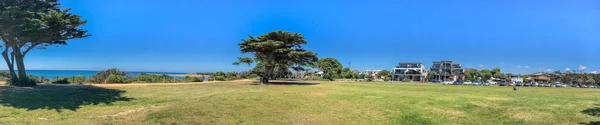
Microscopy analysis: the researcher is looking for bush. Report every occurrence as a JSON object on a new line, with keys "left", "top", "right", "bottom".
{"left": 6, "top": 78, "right": 36, "bottom": 86}
{"left": 185, "top": 76, "right": 204, "bottom": 82}
{"left": 91, "top": 68, "right": 127, "bottom": 83}
{"left": 248, "top": 74, "right": 259, "bottom": 79}
{"left": 69, "top": 75, "right": 87, "bottom": 84}
{"left": 402, "top": 78, "right": 410, "bottom": 82}
{"left": 214, "top": 76, "right": 226, "bottom": 81}
{"left": 130, "top": 74, "right": 180, "bottom": 83}
{"left": 29, "top": 75, "right": 49, "bottom": 83}
{"left": 104, "top": 74, "right": 129, "bottom": 83}
{"left": 366, "top": 76, "right": 374, "bottom": 82}
{"left": 51, "top": 77, "right": 71, "bottom": 84}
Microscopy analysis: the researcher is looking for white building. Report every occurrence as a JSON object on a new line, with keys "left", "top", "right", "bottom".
{"left": 392, "top": 62, "right": 427, "bottom": 82}
{"left": 364, "top": 70, "right": 382, "bottom": 79}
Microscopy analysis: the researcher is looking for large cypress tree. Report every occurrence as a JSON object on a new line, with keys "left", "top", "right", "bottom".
{"left": 0, "top": 0, "right": 90, "bottom": 86}
{"left": 234, "top": 31, "right": 317, "bottom": 84}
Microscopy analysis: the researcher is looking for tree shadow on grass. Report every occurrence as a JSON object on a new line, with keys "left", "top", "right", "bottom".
{"left": 0, "top": 85, "right": 133, "bottom": 112}
{"left": 580, "top": 105, "right": 600, "bottom": 125}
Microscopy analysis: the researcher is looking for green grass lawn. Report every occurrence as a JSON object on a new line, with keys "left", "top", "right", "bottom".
{"left": 1, "top": 81, "right": 599, "bottom": 125}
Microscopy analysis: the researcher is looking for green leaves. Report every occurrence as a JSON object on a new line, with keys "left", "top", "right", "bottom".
{"left": 235, "top": 31, "right": 318, "bottom": 82}
{"left": 317, "top": 57, "right": 342, "bottom": 79}
{"left": 233, "top": 57, "right": 254, "bottom": 66}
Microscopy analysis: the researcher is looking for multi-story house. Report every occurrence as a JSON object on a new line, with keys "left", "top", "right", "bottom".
{"left": 392, "top": 62, "right": 427, "bottom": 82}
{"left": 430, "top": 61, "right": 465, "bottom": 81}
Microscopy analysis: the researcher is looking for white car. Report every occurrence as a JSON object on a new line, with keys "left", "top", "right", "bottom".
{"left": 488, "top": 81, "right": 497, "bottom": 85}
{"left": 443, "top": 80, "right": 454, "bottom": 84}
{"left": 463, "top": 81, "right": 473, "bottom": 85}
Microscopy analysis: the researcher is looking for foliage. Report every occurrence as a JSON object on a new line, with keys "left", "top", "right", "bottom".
{"left": 131, "top": 74, "right": 179, "bottom": 83}
{"left": 318, "top": 57, "right": 343, "bottom": 80}
{"left": 51, "top": 77, "right": 70, "bottom": 84}
{"left": 341, "top": 67, "right": 354, "bottom": 79}
{"left": 184, "top": 76, "right": 204, "bottom": 82}
{"left": 491, "top": 68, "right": 501, "bottom": 76}
{"left": 0, "top": 71, "right": 10, "bottom": 78}
{"left": 215, "top": 71, "right": 226, "bottom": 77}
{"left": 426, "top": 72, "right": 437, "bottom": 80}
{"left": 493, "top": 73, "right": 505, "bottom": 80}
{"left": 91, "top": 68, "right": 127, "bottom": 83}
{"left": 0, "top": 0, "right": 90, "bottom": 86}
{"left": 6, "top": 78, "right": 35, "bottom": 86}
{"left": 234, "top": 31, "right": 318, "bottom": 83}
{"left": 214, "top": 76, "right": 226, "bottom": 81}
{"left": 358, "top": 74, "right": 366, "bottom": 79}
{"left": 28, "top": 75, "right": 49, "bottom": 83}
{"left": 366, "top": 76, "right": 374, "bottom": 82}
{"left": 104, "top": 75, "right": 129, "bottom": 83}
{"left": 226, "top": 72, "right": 237, "bottom": 79}
{"left": 465, "top": 69, "right": 479, "bottom": 81}
{"left": 480, "top": 69, "right": 493, "bottom": 81}
{"left": 402, "top": 78, "right": 410, "bottom": 82}
{"left": 376, "top": 70, "right": 391, "bottom": 79}
{"left": 248, "top": 74, "right": 259, "bottom": 79}
{"left": 70, "top": 75, "right": 86, "bottom": 84}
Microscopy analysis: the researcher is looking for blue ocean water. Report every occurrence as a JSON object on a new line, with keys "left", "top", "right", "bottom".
{"left": 8, "top": 70, "right": 186, "bottom": 79}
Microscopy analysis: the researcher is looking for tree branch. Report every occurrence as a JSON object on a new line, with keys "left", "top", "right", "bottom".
{"left": 23, "top": 43, "right": 39, "bottom": 55}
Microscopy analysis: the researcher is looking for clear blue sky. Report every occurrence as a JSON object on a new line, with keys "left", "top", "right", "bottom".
{"left": 13, "top": 0, "right": 600, "bottom": 74}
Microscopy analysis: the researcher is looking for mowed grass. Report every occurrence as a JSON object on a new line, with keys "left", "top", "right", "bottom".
{"left": 1, "top": 81, "right": 599, "bottom": 125}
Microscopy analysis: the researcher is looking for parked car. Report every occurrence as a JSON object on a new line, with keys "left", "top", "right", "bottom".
{"left": 579, "top": 84, "right": 587, "bottom": 88}
{"left": 431, "top": 79, "right": 441, "bottom": 83}
{"left": 516, "top": 81, "right": 523, "bottom": 86}
{"left": 473, "top": 80, "right": 481, "bottom": 86}
{"left": 482, "top": 81, "right": 490, "bottom": 86}
{"left": 589, "top": 85, "right": 596, "bottom": 88}
{"left": 551, "top": 84, "right": 556, "bottom": 87}
{"left": 443, "top": 80, "right": 454, "bottom": 84}
{"left": 463, "top": 80, "right": 473, "bottom": 85}
{"left": 453, "top": 80, "right": 463, "bottom": 85}
{"left": 537, "top": 83, "right": 544, "bottom": 87}
{"left": 523, "top": 82, "right": 531, "bottom": 86}
{"left": 560, "top": 84, "right": 567, "bottom": 88}
{"left": 488, "top": 81, "right": 497, "bottom": 85}
{"left": 544, "top": 83, "right": 551, "bottom": 87}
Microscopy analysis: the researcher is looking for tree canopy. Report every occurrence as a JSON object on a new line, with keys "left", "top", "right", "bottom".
{"left": 234, "top": 31, "right": 318, "bottom": 83}
{"left": 317, "top": 57, "right": 342, "bottom": 81}
{"left": 0, "top": 0, "right": 90, "bottom": 86}
{"left": 377, "top": 70, "right": 391, "bottom": 81}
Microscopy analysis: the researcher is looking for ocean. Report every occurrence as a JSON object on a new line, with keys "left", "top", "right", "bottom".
{"left": 9, "top": 70, "right": 187, "bottom": 79}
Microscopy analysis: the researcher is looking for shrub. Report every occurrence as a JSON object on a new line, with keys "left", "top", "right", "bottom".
{"left": 6, "top": 78, "right": 36, "bottom": 86}
{"left": 130, "top": 74, "right": 179, "bottom": 83}
{"left": 0, "top": 71, "right": 10, "bottom": 78}
{"left": 402, "top": 78, "right": 410, "bottom": 82}
{"left": 248, "top": 74, "right": 259, "bottom": 79}
{"left": 366, "top": 76, "right": 374, "bottom": 82}
{"left": 130, "top": 74, "right": 154, "bottom": 83}
{"left": 28, "top": 75, "right": 49, "bottom": 83}
{"left": 214, "top": 76, "right": 226, "bottom": 81}
{"left": 51, "top": 77, "right": 71, "bottom": 84}
{"left": 91, "top": 68, "right": 127, "bottom": 83}
{"left": 185, "top": 76, "right": 204, "bottom": 82}
{"left": 69, "top": 75, "right": 87, "bottom": 84}
{"left": 104, "top": 74, "right": 129, "bottom": 83}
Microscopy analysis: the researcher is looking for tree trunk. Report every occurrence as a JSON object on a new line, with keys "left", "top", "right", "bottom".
{"left": 11, "top": 46, "right": 33, "bottom": 87}
{"left": 260, "top": 65, "right": 272, "bottom": 84}
{"left": 1, "top": 49, "right": 16, "bottom": 80}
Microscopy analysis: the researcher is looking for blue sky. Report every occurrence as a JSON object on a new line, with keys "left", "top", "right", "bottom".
{"left": 11, "top": 0, "right": 600, "bottom": 74}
